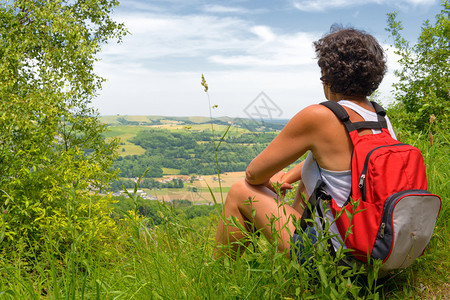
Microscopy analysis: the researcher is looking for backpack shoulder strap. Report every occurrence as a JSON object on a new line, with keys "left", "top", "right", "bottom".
{"left": 370, "top": 101, "right": 388, "bottom": 129}
{"left": 320, "top": 101, "right": 388, "bottom": 132}
{"left": 320, "top": 101, "right": 353, "bottom": 131}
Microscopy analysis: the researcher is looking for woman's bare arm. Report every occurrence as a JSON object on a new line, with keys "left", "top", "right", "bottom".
{"left": 282, "top": 160, "right": 305, "bottom": 184}
{"left": 245, "top": 105, "right": 322, "bottom": 187}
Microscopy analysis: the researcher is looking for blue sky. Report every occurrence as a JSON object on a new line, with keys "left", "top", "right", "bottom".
{"left": 93, "top": 0, "right": 443, "bottom": 119}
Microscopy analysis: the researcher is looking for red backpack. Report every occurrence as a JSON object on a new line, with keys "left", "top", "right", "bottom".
{"left": 301, "top": 101, "right": 442, "bottom": 272}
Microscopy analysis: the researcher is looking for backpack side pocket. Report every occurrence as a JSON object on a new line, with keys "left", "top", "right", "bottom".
{"left": 372, "top": 190, "right": 441, "bottom": 271}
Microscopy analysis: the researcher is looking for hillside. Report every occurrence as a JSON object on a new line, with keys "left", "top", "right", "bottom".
{"left": 99, "top": 115, "right": 289, "bottom": 131}
{"left": 100, "top": 115, "right": 289, "bottom": 173}
{"left": 100, "top": 115, "right": 295, "bottom": 203}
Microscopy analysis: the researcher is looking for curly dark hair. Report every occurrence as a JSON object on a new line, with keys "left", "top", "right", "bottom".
{"left": 314, "top": 25, "right": 386, "bottom": 96}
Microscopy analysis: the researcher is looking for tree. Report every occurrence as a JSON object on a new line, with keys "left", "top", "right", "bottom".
{"left": 0, "top": 0, "right": 126, "bottom": 258}
{"left": 386, "top": 0, "right": 449, "bottom": 132}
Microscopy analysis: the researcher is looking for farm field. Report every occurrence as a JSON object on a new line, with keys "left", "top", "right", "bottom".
{"left": 100, "top": 115, "right": 285, "bottom": 158}
{"left": 142, "top": 172, "right": 244, "bottom": 204}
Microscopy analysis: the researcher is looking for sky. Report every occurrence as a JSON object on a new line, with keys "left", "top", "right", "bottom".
{"left": 92, "top": 0, "right": 443, "bottom": 120}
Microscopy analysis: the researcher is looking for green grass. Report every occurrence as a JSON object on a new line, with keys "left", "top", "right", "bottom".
{"left": 105, "top": 126, "right": 147, "bottom": 156}
{"left": 118, "top": 144, "right": 146, "bottom": 156}
{"left": 0, "top": 131, "right": 448, "bottom": 299}
{"left": 195, "top": 186, "right": 231, "bottom": 193}
{"left": 103, "top": 125, "right": 145, "bottom": 140}
{"left": 103, "top": 122, "right": 251, "bottom": 157}
{"left": 161, "top": 168, "right": 180, "bottom": 175}
{"left": 99, "top": 115, "right": 158, "bottom": 125}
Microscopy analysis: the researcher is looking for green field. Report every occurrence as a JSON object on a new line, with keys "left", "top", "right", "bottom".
{"left": 103, "top": 125, "right": 147, "bottom": 156}
{"left": 102, "top": 116, "right": 268, "bottom": 158}
{"left": 161, "top": 168, "right": 181, "bottom": 175}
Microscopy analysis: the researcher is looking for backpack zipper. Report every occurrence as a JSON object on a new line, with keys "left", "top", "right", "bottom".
{"left": 359, "top": 143, "right": 407, "bottom": 201}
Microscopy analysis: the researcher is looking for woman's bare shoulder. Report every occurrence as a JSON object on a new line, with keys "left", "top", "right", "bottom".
{"left": 288, "top": 103, "right": 337, "bottom": 129}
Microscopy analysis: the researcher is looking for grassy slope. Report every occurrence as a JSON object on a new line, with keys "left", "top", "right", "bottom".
{"left": 90, "top": 130, "right": 450, "bottom": 298}
{"left": 1, "top": 120, "right": 447, "bottom": 299}
{"left": 378, "top": 133, "right": 449, "bottom": 298}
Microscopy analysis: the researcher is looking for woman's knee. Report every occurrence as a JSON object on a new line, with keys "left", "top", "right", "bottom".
{"left": 226, "top": 179, "right": 252, "bottom": 206}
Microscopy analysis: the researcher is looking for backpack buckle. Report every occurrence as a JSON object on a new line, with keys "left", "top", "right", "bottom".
{"left": 318, "top": 188, "right": 332, "bottom": 202}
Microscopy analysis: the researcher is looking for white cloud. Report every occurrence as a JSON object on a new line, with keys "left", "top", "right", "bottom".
{"left": 404, "top": 0, "right": 437, "bottom": 4}
{"left": 93, "top": 1, "right": 410, "bottom": 117}
{"left": 203, "top": 5, "right": 244, "bottom": 13}
{"left": 95, "top": 9, "right": 324, "bottom": 117}
{"left": 95, "top": 37, "right": 403, "bottom": 118}
{"left": 100, "top": 12, "right": 320, "bottom": 69}
{"left": 120, "top": 1, "right": 167, "bottom": 13}
{"left": 101, "top": 13, "right": 252, "bottom": 61}
{"left": 251, "top": 26, "right": 276, "bottom": 42}
{"left": 292, "top": 0, "right": 437, "bottom": 12}
{"left": 209, "top": 31, "right": 317, "bottom": 67}
{"left": 201, "top": 5, "right": 262, "bottom": 14}
{"left": 293, "top": 1, "right": 323, "bottom": 12}
{"left": 94, "top": 61, "right": 323, "bottom": 118}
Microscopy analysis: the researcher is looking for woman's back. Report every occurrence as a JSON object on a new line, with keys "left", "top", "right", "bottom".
{"left": 215, "top": 26, "right": 391, "bottom": 259}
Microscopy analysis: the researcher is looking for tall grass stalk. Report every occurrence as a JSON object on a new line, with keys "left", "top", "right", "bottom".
{"left": 201, "top": 74, "right": 231, "bottom": 205}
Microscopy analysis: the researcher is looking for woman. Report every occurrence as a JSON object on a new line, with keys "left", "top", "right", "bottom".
{"left": 214, "top": 26, "right": 396, "bottom": 259}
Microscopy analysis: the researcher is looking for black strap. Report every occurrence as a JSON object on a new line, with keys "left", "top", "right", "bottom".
{"left": 320, "top": 101, "right": 354, "bottom": 132}
{"left": 299, "top": 180, "right": 336, "bottom": 258}
{"left": 315, "top": 195, "right": 337, "bottom": 259}
{"left": 371, "top": 101, "right": 386, "bottom": 116}
{"left": 352, "top": 121, "right": 384, "bottom": 130}
{"left": 320, "top": 101, "right": 388, "bottom": 132}
{"left": 370, "top": 101, "right": 388, "bottom": 129}
{"left": 300, "top": 180, "right": 326, "bottom": 230}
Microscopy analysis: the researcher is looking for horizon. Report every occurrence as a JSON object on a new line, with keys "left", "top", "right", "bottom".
{"left": 99, "top": 114, "right": 291, "bottom": 122}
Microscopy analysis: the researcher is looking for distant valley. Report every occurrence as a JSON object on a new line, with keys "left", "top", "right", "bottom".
{"left": 100, "top": 115, "right": 290, "bottom": 203}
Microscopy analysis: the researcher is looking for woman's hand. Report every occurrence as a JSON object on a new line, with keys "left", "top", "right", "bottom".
{"left": 264, "top": 171, "right": 293, "bottom": 196}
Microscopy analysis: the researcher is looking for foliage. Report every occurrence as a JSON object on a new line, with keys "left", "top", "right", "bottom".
{"left": 0, "top": 194, "right": 397, "bottom": 298}
{"left": 0, "top": 0, "right": 126, "bottom": 259}
{"left": 0, "top": 113, "right": 447, "bottom": 300}
{"left": 386, "top": 0, "right": 449, "bottom": 133}
{"left": 109, "top": 194, "right": 216, "bottom": 222}
{"left": 2, "top": 131, "right": 447, "bottom": 298}
{"left": 0, "top": 1, "right": 447, "bottom": 297}
{"left": 0, "top": 173, "right": 448, "bottom": 299}
{"left": 382, "top": 5, "right": 450, "bottom": 296}
{"left": 110, "top": 177, "right": 184, "bottom": 191}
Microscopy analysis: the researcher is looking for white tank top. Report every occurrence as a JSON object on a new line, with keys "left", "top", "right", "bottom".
{"left": 301, "top": 100, "right": 397, "bottom": 250}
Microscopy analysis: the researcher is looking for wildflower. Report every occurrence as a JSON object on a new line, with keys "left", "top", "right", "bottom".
{"left": 429, "top": 114, "right": 435, "bottom": 124}
{"left": 429, "top": 133, "right": 433, "bottom": 146}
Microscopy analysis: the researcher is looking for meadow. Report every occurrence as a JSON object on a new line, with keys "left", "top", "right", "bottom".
{"left": 146, "top": 172, "right": 241, "bottom": 204}
{"left": 0, "top": 121, "right": 448, "bottom": 299}
{"left": 2, "top": 0, "right": 448, "bottom": 298}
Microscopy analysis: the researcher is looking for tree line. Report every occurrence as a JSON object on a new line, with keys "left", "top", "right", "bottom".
{"left": 109, "top": 196, "right": 217, "bottom": 224}
{"left": 110, "top": 178, "right": 184, "bottom": 191}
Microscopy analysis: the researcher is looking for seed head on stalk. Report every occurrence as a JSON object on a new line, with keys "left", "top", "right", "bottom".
{"left": 201, "top": 74, "right": 208, "bottom": 92}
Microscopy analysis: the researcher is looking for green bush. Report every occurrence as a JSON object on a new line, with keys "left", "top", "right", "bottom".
{"left": 386, "top": 1, "right": 449, "bottom": 133}
{"left": 0, "top": 0, "right": 126, "bottom": 260}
